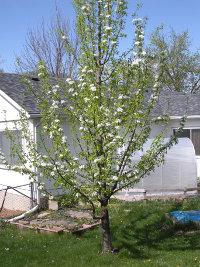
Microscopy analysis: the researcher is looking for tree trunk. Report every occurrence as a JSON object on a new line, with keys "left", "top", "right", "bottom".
{"left": 100, "top": 203, "right": 112, "bottom": 253}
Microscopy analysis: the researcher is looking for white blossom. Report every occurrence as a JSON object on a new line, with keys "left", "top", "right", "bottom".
{"left": 153, "top": 82, "right": 159, "bottom": 88}
{"left": 104, "top": 26, "right": 112, "bottom": 32}
{"left": 79, "top": 165, "right": 85, "bottom": 170}
{"left": 84, "top": 97, "right": 90, "bottom": 102}
{"left": 52, "top": 85, "right": 59, "bottom": 92}
{"left": 62, "top": 136, "right": 67, "bottom": 143}
{"left": 69, "top": 88, "right": 74, "bottom": 93}
{"left": 94, "top": 156, "right": 103, "bottom": 163}
{"left": 134, "top": 41, "right": 141, "bottom": 46}
{"left": 115, "top": 119, "right": 122, "bottom": 124}
{"left": 97, "top": 123, "right": 103, "bottom": 129}
{"left": 118, "top": 94, "right": 123, "bottom": 99}
{"left": 87, "top": 69, "right": 94, "bottom": 73}
{"left": 132, "top": 58, "right": 143, "bottom": 66}
{"left": 132, "top": 18, "right": 143, "bottom": 23}
{"left": 38, "top": 64, "right": 45, "bottom": 70}
{"left": 81, "top": 6, "right": 87, "bottom": 11}
{"left": 61, "top": 35, "right": 67, "bottom": 40}
{"left": 107, "top": 133, "right": 114, "bottom": 138}
{"left": 66, "top": 78, "right": 72, "bottom": 83}
{"left": 68, "top": 81, "right": 75, "bottom": 85}
{"left": 38, "top": 184, "right": 44, "bottom": 190}
{"left": 117, "top": 107, "right": 123, "bottom": 112}
{"left": 111, "top": 40, "right": 117, "bottom": 45}
{"left": 112, "top": 175, "right": 118, "bottom": 181}
{"left": 90, "top": 85, "right": 97, "bottom": 92}
{"left": 81, "top": 66, "right": 88, "bottom": 73}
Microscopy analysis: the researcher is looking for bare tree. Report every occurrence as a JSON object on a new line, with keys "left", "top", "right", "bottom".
{"left": 16, "top": 12, "right": 78, "bottom": 78}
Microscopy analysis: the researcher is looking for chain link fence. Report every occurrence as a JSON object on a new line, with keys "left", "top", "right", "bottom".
{"left": 0, "top": 183, "right": 37, "bottom": 219}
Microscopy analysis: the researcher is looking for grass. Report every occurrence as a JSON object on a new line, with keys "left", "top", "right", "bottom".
{"left": 1, "top": 198, "right": 200, "bottom": 266}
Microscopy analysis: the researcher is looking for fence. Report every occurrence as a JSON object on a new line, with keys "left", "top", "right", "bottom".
{"left": 0, "top": 183, "right": 37, "bottom": 219}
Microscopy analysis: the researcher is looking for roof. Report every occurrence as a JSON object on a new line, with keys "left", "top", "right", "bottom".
{"left": 153, "top": 89, "right": 200, "bottom": 117}
{"left": 0, "top": 73, "right": 40, "bottom": 115}
{"left": 0, "top": 73, "right": 200, "bottom": 118}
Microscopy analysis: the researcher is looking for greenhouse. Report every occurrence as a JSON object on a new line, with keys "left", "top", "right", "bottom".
{"left": 119, "top": 138, "right": 197, "bottom": 199}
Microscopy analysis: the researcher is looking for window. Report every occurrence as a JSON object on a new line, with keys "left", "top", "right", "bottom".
{"left": 191, "top": 129, "right": 200, "bottom": 155}
{"left": 0, "top": 130, "right": 22, "bottom": 165}
{"left": 173, "top": 128, "right": 200, "bottom": 155}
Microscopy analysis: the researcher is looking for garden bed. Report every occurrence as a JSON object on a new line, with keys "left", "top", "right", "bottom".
{"left": 10, "top": 208, "right": 100, "bottom": 234}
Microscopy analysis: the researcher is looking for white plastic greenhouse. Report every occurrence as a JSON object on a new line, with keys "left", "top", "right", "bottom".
{"left": 118, "top": 138, "right": 197, "bottom": 200}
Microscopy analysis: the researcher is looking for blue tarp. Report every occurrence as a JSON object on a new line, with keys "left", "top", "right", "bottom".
{"left": 170, "top": 210, "right": 200, "bottom": 223}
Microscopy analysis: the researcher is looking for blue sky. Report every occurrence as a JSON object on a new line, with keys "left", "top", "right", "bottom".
{"left": 0, "top": 0, "right": 200, "bottom": 72}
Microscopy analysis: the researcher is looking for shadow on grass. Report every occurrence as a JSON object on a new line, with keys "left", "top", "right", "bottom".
{"left": 111, "top": 198, "right": 200, "bottom": 259}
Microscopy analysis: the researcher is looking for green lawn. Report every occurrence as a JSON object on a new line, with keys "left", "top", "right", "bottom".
{"left": 1, "top": 198, "right": 200, "bottom": 266}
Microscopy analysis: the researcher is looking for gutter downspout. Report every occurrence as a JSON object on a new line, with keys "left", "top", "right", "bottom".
{"left": 7, "top": 204, "right": 39, "bottom": 222}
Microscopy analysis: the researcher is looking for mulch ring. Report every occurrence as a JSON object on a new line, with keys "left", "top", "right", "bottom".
{"left": 0, "top": 209, "right": 22, "bottom": 219}
{"left": 10, "top": 208, "right": 100, "bottom": 234}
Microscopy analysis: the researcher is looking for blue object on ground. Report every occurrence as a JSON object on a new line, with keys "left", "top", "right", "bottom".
{"left": 170, "top": 210, "right": 200, "bottom": 223}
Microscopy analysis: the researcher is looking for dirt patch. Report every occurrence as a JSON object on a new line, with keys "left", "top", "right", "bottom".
{"left": 0, "top": 209, "right": 23, "bottom": 219}
{"left": 16, "top": 208, "right": 100, "bottom": 233}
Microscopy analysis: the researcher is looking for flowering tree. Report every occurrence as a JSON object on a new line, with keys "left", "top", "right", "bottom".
{"left": 0, "top": 0, "right": 185, "bottom": 253}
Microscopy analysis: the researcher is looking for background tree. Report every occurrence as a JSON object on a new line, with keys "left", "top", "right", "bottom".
{"left": 149, "top": 28, "right": 200, "bottom": 93}
{"left": 16, "top": 11, "right": 78, "bottom": 78}
{"left": 0, "top": 55, "right": 4, "bottom": 72}
{"left": 1, "top": 0, "right": 185, "bottom": 253}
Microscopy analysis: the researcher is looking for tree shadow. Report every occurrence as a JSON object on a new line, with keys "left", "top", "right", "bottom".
{"left": 111, "top": 199, "right": 200, "bottom": 259}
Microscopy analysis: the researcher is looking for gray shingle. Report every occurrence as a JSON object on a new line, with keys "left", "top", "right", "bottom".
{"left": 153, "top": 89, "right": 200, "bottom": 117}
{"left": 0, "top": 73, "right": 200, "bottom": 117}
{"left": 0, "top": 73, "right": 39, "bottom": 115}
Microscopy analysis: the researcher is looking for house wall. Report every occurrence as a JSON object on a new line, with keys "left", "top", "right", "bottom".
{"left": 0, "top": 92, "right": 32, "bottom": 211}
{"left": 38, "top": 117, "right": 199, "bottom": 198}
{"left": 36, "top": 118, "right": 77, "bottom": 195}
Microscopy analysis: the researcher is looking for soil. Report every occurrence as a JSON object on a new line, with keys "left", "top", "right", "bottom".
{"left": 0, "top": 209, "right": 22, "bottom": 219}
{"left": 17, "top": 208, "right": 99, "bottom": 232}
{"left": 0, "top": 205, "right": 100, "bottom": 233}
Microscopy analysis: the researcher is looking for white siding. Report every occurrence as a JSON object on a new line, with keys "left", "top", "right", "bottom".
{"left": 0, "top": 93, "right": 32, "bottom": 210}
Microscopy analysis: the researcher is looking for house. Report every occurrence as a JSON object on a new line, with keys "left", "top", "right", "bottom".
{"left": 0, "top": 73, "right": 199, "bottom": 210}
{"left": 0, "top": 73, "right": 40, "bottom": 211}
